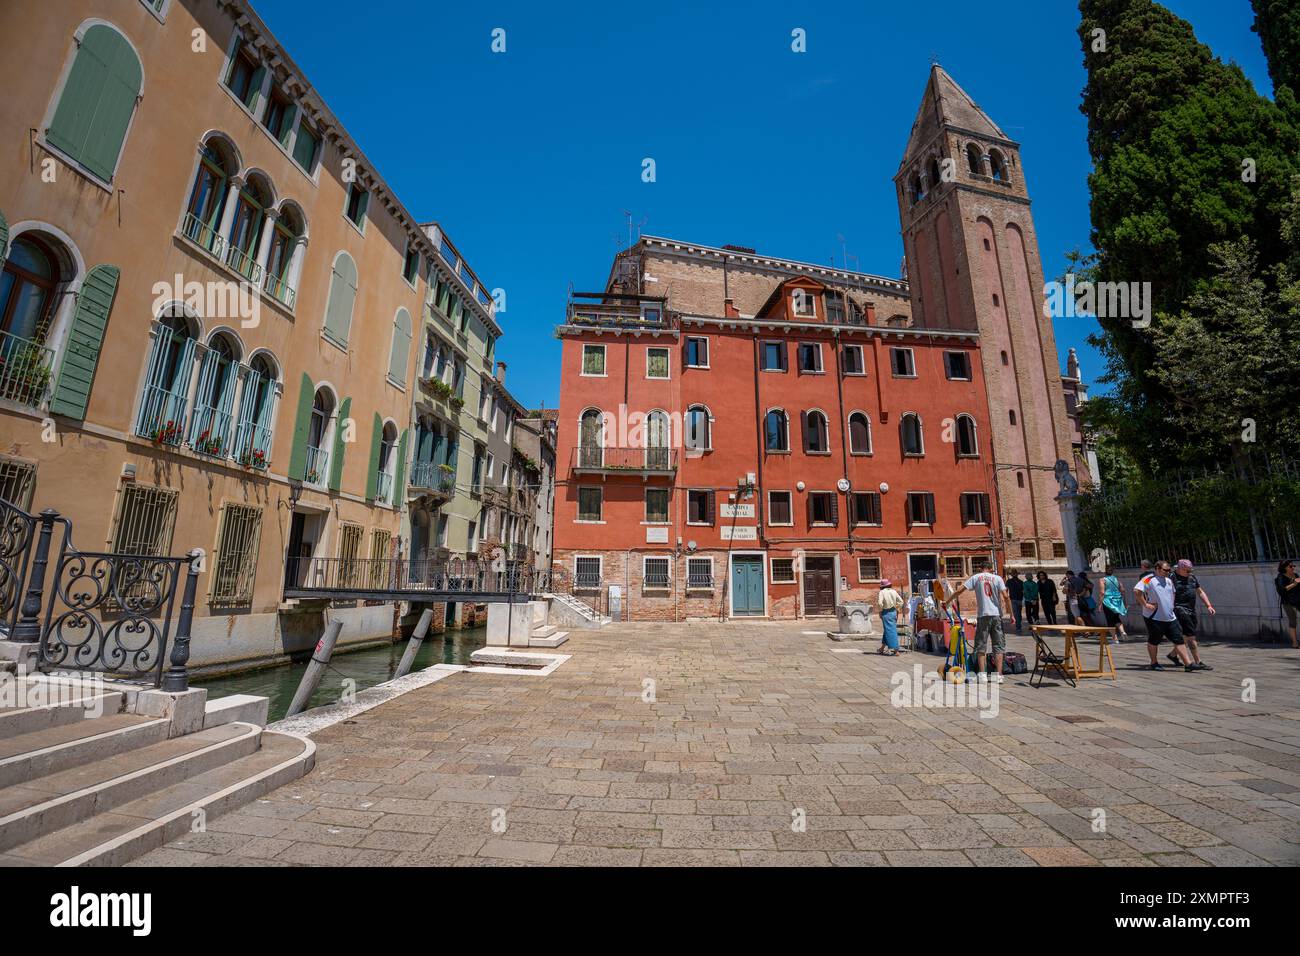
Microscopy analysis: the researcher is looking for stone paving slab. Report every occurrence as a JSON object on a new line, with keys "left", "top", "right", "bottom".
{"left": 134, "top": 623, "right": 1300, "bottom": 867}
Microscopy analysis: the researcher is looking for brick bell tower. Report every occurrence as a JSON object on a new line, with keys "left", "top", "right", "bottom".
{"left": 894, "top": 65, "right": 1073, "bottom": 571}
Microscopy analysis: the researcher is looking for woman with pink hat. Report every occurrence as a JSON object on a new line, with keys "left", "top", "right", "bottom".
{"left": 1172, "top": 559, "right": 1215, "bottom": 671}
{"left": 877, "top": 578, "right": 904, "bottom": 656}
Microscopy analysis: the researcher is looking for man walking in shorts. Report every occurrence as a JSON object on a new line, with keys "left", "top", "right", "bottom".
{"left": 946, "top": 559, "right": 1012, "bottom": 683}
{"left": 1135, "top": 561, "right": 1194, "bottom": 671}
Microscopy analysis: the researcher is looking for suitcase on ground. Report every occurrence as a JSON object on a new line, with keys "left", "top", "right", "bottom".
{"left": 1001, "top": 651, "right": 1028, "bottom": 674}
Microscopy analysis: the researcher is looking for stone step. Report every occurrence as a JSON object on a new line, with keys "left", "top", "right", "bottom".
{"left": 203, "top": 694, "right": 269, "bottom": 730}
{"left": 0, "top": 731, "right": 315, "bottom": 867}
{"left": 0, "top": 721, "right": 261, "bottom": 854}
{"left": 0, "top": 690, "right": 127, "bottom": 738}
{"left": 530, "top": 631, "right": 569, "bottom": 648}
{"left": 532, "top": 624, "right": 558, "bottom": 639}
{"left": 0, "top": 713, "right": 169, "bottom": 790}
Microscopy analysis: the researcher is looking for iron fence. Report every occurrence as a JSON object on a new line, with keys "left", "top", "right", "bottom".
{"left": 284, "top": 554, "right": 542, "bottom": 598}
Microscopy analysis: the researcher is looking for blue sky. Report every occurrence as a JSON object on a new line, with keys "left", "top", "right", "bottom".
{"left": 252, "top": 0, "right": 1273, "bottom": 409}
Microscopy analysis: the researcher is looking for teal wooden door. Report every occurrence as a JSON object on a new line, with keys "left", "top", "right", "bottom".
{"left": 731, "top": 556, "right": 765, "bottom": 616}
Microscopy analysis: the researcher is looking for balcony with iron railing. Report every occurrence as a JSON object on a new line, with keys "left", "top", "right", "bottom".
{"left": 225, "top": 243, "right": 263, "bottom": 284}
{"left": 182, "top": 212, "right": 226, "bottom": 258}
{"left": 233, "top": 420, "right": 272, "bottom": 470}
{"left": 0, "top": 330, "right": 55, "bottom": 408}
{"left": 188, "top": 404, "right": 233, "bottom": 458}
{"left": 263, "top": 269, "right": 296, "bottom": 309}
{"left": 571, "top": 445, "right": 677, "bottom": 476}
{"left": 409, "top": 461, "right": 456, "bottom": 498}
{"left": 566, "top": 292, "right": 671, "bottom": 330}
{"left": 136, "top": 385, "right": 189, "bottom": 446}
{"left": 305, "top": 444, "right": 329, "bottom": 485}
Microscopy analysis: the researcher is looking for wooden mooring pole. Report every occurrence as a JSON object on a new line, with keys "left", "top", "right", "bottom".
{"left": 285, "top": 620, "right": 343, "bottom": 718}
{"left": 394, "top": 607, "right": 434, "bottom": 679}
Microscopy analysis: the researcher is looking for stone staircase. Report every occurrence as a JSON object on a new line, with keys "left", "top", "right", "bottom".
{"left": 0, "top": 673, "right": 313, "bottom": 866}
{"left": 546, "top": 592, "right": 612, "bottom": 629}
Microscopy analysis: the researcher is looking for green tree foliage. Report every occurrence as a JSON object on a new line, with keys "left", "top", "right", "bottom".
{"left": 1251, "top": 0, "right": 1300, "bottom": 99}
{"left": 1076, "top": 0, "right": 1300, "bottom": 468}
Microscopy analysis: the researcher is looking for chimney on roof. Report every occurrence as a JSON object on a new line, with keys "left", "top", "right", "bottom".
{"left": 495, "top": 361, "right": 506, "bottom": 385}
{"left": 723, "top": 298, "right": 740, "bottom": 319}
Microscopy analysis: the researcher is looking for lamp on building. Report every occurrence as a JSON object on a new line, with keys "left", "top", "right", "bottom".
{"left": 286, "top": 477, "right": 303, "bottom": 511}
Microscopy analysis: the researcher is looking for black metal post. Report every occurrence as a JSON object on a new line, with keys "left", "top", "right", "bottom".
{"left": 161, "top": 549, "right": 202, "bottom": 692}
{"left": 12, "top": 509, "right": 58, "bottom": 643}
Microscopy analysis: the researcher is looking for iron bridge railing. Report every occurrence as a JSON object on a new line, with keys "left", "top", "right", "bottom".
{"left": 284, "top": 554, "right": 548, "bottom": 601}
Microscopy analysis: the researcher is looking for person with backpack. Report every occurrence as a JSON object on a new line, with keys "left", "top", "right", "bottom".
{"left": 1275, "top": 560, "right": 1300, "bottom": 649}
{"left": 1037, "top": 571, "right": 1058, "bottom": 625}
{"left": 1077, "top": 570, "right": 1098, "bottom": 626}
{"left": 945, "top": 559, "right": 1012, "bottom": 683}
{"left": 1099, "top": 565, "right": 1128, "bottom": 642}
{"left": 1171, "top": 559, "right": 1214, "bottom": 670}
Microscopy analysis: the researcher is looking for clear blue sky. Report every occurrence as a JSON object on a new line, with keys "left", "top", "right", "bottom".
{"left": 252, "top": 0, "right": 1273, "bottom": 410}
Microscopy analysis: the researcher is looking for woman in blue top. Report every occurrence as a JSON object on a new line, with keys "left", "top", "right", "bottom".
{"left": 1100, "top": 564, "right": 1128, "bottom": 642}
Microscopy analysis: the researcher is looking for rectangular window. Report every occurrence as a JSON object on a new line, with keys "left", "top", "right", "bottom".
{"left": 345, "top": 182, "right": 369, "bottom": 229}
{"left": 944, "top": 351, "right": 972, "bottom": 380}
{"left": 906, "top": 492, "right": 936, "bottom": 526}
{"left": 646, "top": 347, "right": 670, "bottom": 380}
{"left": 292, "top": 120, "right": 320, "bottom": 172}
{"left": 578, "top": 486, "right": 602, "bottom": 522}
{"left": 575, "top": 555, "right": 602, "bottom": 589}
{"left": 808, "top": 491, "right": 838, "bottom": 527}
{"left": 210, "top": 504, "right": 262, "bottom": 607}
{"left": 467, "top": 519, "right": 478, "bottom": 553}
{"left": 797, "top": 342, "right": 823, "bottom": 373}
{"left": 687, "top": 489, "right": 714, "bottom": 525}
{"left": 842, "top": 344, "right": 865, "bottom": 375}
{"left": 686, "top": 557, "right": 714, "bottom": 590}
{"left": 485, "top": 453, "right": 495, "bottom": 480}
{"left": 851, "top": 492, "right": 882, "bottom": 526}
{"left": 368, "top": 529, "right": 393, "bottom": 588}
{"left": 643, "top": 556, "right": 670, "bottom": 590}
{"left": 262, "top": 90, "right": 293, "bottom": 145}
{"left": 761, "top": 341, "right": 787, "bottom": 372}
{"left": 944, "top": 556, "right": 967, "bottom": 578}
{"left": 337, "top": 522, "right": 364, "bottom": 588}
{"left": 791, "top": 290, "right": 816, "bottom": 317}
{"left": 1021, "top": 541, "right": 1038, "bottom": 559}
{"left": 582, "top": 344, "right": 606, "bottom": 376}
{"left": 0, "top": 456, "right": 36, "bottom": 510}
{"left": 224, "top": 46, "right": 261, "bottom": 110}
{"left": 472, "top": 446, "right": 484, "bottom": 489}
{"left": 857, "top": 557, "right": 881, "bottom": 582}
{"left": 111, "top": 484, "right": 178, "bottom": 556}
{"left": 684, "top": 336, "right": 709, "bottom": 368}
{"left": 645, "top": 488, "right": 669, "bottom": 524}
{"left": 768, "top": 490, "right": 793, "bottom": 526}
{"left": 1052, "top": 541, "right": 1067, "bottom": 559}
{"left": 891, "top": 347, "right": 916, "bottom": 377}
{"left": 771, "top": 558, "right": 796, "bottom": 584}
{"left": 403, "top": 242, "right": 420, "bottom": 284}
{"left": 959, "top": 492, "right": 991, "bottom": 526}
{"left": 826, "top": 293, "right": 845, "bottom": 325}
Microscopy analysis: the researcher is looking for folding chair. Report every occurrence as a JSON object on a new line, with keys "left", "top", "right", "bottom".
{"left": 1030, "top": 632, "right": 1076, "bottom": 688}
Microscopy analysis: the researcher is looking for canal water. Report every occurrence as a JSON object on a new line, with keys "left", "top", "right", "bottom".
{"left": 195, "top": 626, "right": 486, "bottom": 723}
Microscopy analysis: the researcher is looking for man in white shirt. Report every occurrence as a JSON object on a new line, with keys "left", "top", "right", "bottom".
{"left": 1134, "top": 560, "right": 1194, "bottom": 671}
{"left": 946, "top": 559, "right": 1012, "bottom": 682}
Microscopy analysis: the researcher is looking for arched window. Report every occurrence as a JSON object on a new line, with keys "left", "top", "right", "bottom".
{"left": 765, "top": 409, "right": 788, "bottom": 452}
{"left": 955, "top": 414, "right": 978, "bottom": 457}
{"left": 264, "top": 203, "right": 304, "bottom": 307}
{"left": 378, "top": 421, "right": 398, "bottom": 504}
{"left": 189, "top": 331, "right": 241, "bottom": 456}
{"left": 803, "top": 410, "right": 829, "bottom": 454}
{"left": 136, "top": 307, "right": 199, "bottom": 445}
{"left": 234, "top": 352, "right": 276, "bottom": 469}
{"left": 226, "top": 174, "right": 271, "bottom": 281}
{"left": 646, "top": 410, "right": 670, "bottom": 469}
{"left": 183, "top": 140, "right": 233, "bottom": 254}
{"left": 685, "top": 405, "right": 711, "bottom": 452}
{"left": 966, "top": 143, "right": 983, "bottom": 176}
{"left": 848, "top": 412, "right": 872, "bottom": 455}
{"left": 901, "top": 413, "right": 924, "bottom": 456}
{"left": 306, "top": 388, "right": 335, "bottom": 484}
{"left": 45, "top": 23, "right": 143, "bottom": 183}
{"left": 909, "top": 173, "right": 923, "bottom": 205}
{"left": 579, "top": 408, "right": 604, "bottom": 468}
{"left": 927, "top": 157, "right": 943, "bottom": 191}
{"left": 322, "top": 252, "right": 358, "bottom": 348}
{"left": 387, "top": 308, "right": 413, "bottom": 386}
{"left": 989, "top": 149, "right": 1009, "bottom": 183}
{"left": 1, "top": 236, "right": 60, "bottom": 344}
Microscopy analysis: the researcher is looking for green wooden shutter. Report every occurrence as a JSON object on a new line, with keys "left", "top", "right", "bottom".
{"left": 388, "top": 309, "right": 412, "bottom": 385}
{"left": 0, "top": 209, "right": 8, "bottom": 268}
{"left": 49, "top": 264, "right": 119, "bottom": 419}
{"left": 47, "top": 25, "right": 142, "bottom": 182}
{"left": 287, "top": 372, "right": 314, "bottom": 480}
{"left": 393, "top": 428, "right": 408, "bottom": 504}
{"left": 323, "top": 254, "right": 357, "bottom": 347}
{"left": 365, "top": 413, "right": 383, "bottom": 501}
{"left": 329, "top": 397, "right": 351, "bottom": 491}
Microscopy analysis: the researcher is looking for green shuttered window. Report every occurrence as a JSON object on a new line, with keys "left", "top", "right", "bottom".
{"left": 322, "top": 253, "right": 357, "bottom": 348}
{"left": 46, "top": 25, "right": 143, "bottom": 183}
{"left": 388, "top": 309, "right": 412, "bottom": 386}
{"left": 49, "top": 264, "right": 119, "bottom": 419}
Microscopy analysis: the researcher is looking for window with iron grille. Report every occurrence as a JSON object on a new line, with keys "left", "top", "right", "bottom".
{"left": 857, "top": 557, "right": 881, "bottom": 581}
{"left": 578, "top": 486, "right": 602, "bottom": 521}
{"left": 369, "top": 529, "right": 392, "bottom": 589}
{"left": 643, "top": 556, "right": 670, "bottom": 590}
{"left": 1052, "top": 541, "right": 1067, "bottom": 559}
{"left": 337, "top": 523, "right": 364, "bottom": 588}
{"left": 686, "top": 557, "right": 713, "bottom": 589}
{"left": 771, "top": 558, "right": 796, "bottom": 583}
{"left": 575, "top": 556, "right": 601, "bottom": 589}
{"left": 851, "top": 492, "right": 881, "bottom": 526}
{"left": 1020, "top": 541, "right": 1038, "bottom": 558}
{"left": 906, "top": 492, "right": 936, "bottom": 526}
{"left": 0, "top": 456, "right": 36, "bottom": 509}
{"left": 210, "top": 504, "right": 262, "bottom": 607}
{"left": 944, "top": 556, "right": 967, "bottom": 578}
{"left": 959, "top": 492, "right": 991, "bottom": 526}
{"left": 111, "top": 484, "right": 178, "bottom": 556}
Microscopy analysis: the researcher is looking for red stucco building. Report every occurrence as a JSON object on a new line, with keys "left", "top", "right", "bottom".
{"left": 552, "top": 67, "right": 1072, "bottom": 621}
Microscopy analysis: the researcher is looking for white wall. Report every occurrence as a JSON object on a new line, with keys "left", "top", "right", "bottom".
{"left": 1113, "top": 563, "right": 1291, "bottom": 641}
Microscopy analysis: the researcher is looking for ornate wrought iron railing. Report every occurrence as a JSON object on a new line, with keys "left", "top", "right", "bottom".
{"left": 284, "top": 554, "right": 542, "bottom": 599}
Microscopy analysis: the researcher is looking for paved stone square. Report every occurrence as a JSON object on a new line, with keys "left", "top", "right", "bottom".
{"left": 136, "top": 623, "right": 1300, "bottom": 867}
